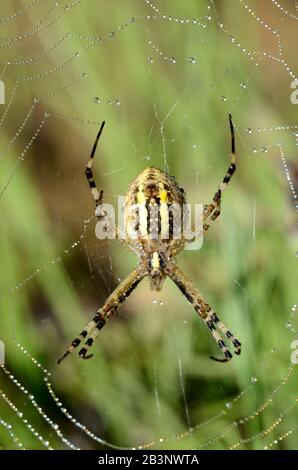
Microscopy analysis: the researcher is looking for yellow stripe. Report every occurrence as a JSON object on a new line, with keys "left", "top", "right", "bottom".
{"left": 159, "top": 189, "right": 168, "bottom": 203}
{"left": 136, "top": 184, "right": 148, "bottom": 236}
{"left": 160, "top": 203, "right": 169, "bottom": 238}
{"left": 152, "top": 252, "right": 160, "bottom": 269}
{"left": 139, "top": 204, "right": 148, "bottom": 236}
{"left": 136, "top": 184, "right": 146, "bottom": 203}
{"left": 158, "top": 187, "right": 169, "bottom": 238}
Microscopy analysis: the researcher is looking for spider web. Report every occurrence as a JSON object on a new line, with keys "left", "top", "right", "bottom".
{"left": 0, "top": 0, "right": 297, "bottom": 450}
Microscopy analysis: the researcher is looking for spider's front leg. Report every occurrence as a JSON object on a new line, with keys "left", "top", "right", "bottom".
{"left": 85, "top": 121, "right": 138, "bottom": 250}
{"left": 57, "top": 267, "right": 146, "bottom": 364}
{"left": 203, "top": 114, "right": 236, "bottom": 231}
{"left": 166, "top": 263, "right": 241, "bottom": 362}
{"left": 188, "top": 114, "right": 236, "bottom": 242}
{"left": 85, "top": 121, "right": 116, "bottom": 234}
{"left": 85, "top": 121, "right": 105, "bottom": 210}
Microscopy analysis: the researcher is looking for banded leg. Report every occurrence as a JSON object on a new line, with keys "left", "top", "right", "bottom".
{"left": 85, "top": 121, "right": 106, "bottom": 209}
{"left": 188, "top": 114, "right": 236, "bottom": 242}
{"left": 57, "top": 267, "right": 147, "bottom": 364}
{"left": 57, "top": 311, "right": 105, "bottom": 364}
{"left": 203, "top": 114, "right": 236, "bottom": 232}
{"left": 166, "top": 263, "right": 241, "bottom": 362}
{"left": 85, "top": 123, "right": 129, "bottom": 240}
{"left": 210, "top": 313, "right": 241, "bottom": 357}
{"left": 202, "top": 190, "right": 221, "bottom": 232}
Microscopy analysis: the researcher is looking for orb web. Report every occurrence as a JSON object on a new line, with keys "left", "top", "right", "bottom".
{"left": 0, "top": 0, "right": 297, "bottom": 450}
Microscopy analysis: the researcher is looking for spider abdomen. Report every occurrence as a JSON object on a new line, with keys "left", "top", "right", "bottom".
{"left": 124, "top": 167, "right": 187, "bottom": 245}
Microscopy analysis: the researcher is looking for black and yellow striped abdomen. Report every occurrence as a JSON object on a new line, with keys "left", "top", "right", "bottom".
{"left": 125, "top": 167, "right": 187, "bottom": 243}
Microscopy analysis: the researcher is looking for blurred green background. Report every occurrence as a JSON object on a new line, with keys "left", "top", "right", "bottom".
{"left": 0, "top": 0, "right": 297, "bottom": 450}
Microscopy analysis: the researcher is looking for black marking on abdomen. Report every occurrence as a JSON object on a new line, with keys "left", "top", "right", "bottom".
{"left": 168, "top": 204, "right": 174, "bottom": 238}
{"left": 145, "top": 199, "right": 151, "bottom": 235}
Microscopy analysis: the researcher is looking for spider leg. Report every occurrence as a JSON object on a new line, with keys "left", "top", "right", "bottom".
{"left": 202, "top": 192, "right": 222, "bottom": 233}
{"left": 210, "top": 313, "right": 241, "bottom": 356}
{"left": 85, "top": 123, "right": 135, "bottom": 243}
{"left": 166, "top": 263, "right": 241, "bottom": 362}
{"left": 57, "top": 267, "right": 146, "bottom": 364}
{"left": 85, "top": 121, "right": 106, "bottom": 210}
{"left": 188, "top": 114, "right": 236, "bottom": 241}
{"left": 57, "top": 311, "right": 105, "bottom": 364}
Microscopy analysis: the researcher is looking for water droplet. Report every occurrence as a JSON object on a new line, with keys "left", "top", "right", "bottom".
{"left": 94, "top": 96, "right": 101, "bottom": 104}
{"left": 228, "top": 35, "right": 235, "bottom": 43}
{"left": 245, "top": 128, "right": 252, "bottom": 134}
{"left": 108, "top": 99, "right": 120, "bottom": 106}
{"left": 251, "top": 376, "right": 257, "bottom": 383}
{"left": 170, "top": 57, "right": 176, "bottom": 64}
{"left": 261, "top": 147, "right": 268, "bottom": 153}
{"left": 220, "top": 96, "right": 227, "bottom": 102}
{"left": 226, "top": 402, "right": 233, "bottom": 409}
{"left": 82, "top": 72, "right": 87, "bottom": 79}
{"left": 188, "top": 56, "right": 196, "bottom": 64}
{"left": 240, "top": 82, "right": 247, "bottom": 89}
{"left": 128, "top": 17, "right": 135, "bottom": 23}
{"left": 147, "top": 57, "right": 153, "bottom": 63}
{"left": 75, "top": 51, "right": 80, "bottom": 57}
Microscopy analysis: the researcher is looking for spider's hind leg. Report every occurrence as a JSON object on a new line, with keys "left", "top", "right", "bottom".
{"left": 204, "top": 310, "right": 241, "bottom": 362}
{"left": 57, "top": 311, "right": 105, "bottom": 364}
{"left": 210, "top": 312, "right": 241, "bottom": 356}
{"left": 78, "top": 322, "right": 105, "bottom": 360}
{"left": 57, "top": 267, "right": 146, "bottom": 364}
{"left": 167, "top": 263, "right": 241, "bottom": 363}
{"left": 77, "top": 268, "right": 146, "bottom": 360}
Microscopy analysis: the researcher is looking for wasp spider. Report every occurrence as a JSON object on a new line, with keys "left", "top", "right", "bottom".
{"left": 58, "top": 115, "right": 241, "bottom": 364}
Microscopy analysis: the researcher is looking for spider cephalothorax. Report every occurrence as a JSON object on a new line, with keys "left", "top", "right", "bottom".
{"left": 58, "top": 115, "right": 241, "bottom": 365}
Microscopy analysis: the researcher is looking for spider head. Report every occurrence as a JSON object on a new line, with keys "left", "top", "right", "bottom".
{"left": 147, "top": 251, "right": 167, "bottom": 291}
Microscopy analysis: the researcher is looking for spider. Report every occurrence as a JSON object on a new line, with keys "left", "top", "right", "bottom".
{"left": 58, "top": 114, "right": 241, "bottom": 364}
